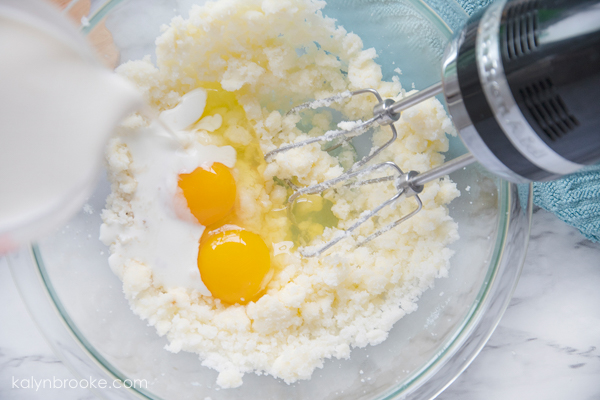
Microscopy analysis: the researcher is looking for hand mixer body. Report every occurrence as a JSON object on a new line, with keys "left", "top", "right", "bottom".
{"left": 267, "top": 0, "right": 600, "bottom": 256}
{"left": 444, "top": 0, "right": 600, "bottom": 183}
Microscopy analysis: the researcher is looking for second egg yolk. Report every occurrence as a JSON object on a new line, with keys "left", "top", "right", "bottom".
{"left": 198, "top": 229, "right": 272, "bottom": 305}
{"left": 178, "top": 162, "right": 236, "bottom": 226}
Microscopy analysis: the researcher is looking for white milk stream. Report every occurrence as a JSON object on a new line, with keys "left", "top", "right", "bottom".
{"left": 0, "top": 0, "right": 143, "bottom": 252}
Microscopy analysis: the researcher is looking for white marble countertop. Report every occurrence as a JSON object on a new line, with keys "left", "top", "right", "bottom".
{"left": 1, "top": 208, "right": 599, "bottom": 400}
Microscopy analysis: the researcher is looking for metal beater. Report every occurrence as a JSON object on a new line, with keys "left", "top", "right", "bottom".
{"left": 265, "top": 85, "right": 475, "bottom": 257}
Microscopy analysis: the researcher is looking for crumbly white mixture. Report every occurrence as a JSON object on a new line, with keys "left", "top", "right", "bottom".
{"left": 101, "top": 0, "right": 459, "bottom": 388}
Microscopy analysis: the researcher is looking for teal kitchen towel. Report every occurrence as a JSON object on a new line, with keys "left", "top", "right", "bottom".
{"left": 458, "top": 0, "right": 494, "bottom": 15}
{"left": 533, "top": 168, "right": 600, "bottom": 242}
{"left": 462, "top": 0, "right": 600, "bottom": 242}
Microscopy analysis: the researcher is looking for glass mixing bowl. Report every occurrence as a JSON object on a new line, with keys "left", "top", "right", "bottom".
{"left": 8, "top": 1, "right": 532, "bottom": 399}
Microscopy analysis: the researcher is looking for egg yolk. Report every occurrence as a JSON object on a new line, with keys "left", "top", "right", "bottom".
{"left": 198, "top": 229, "right": 272, "bottom": 305}
{"left": 178, "top": 163, "right": 236, "bottom": 226}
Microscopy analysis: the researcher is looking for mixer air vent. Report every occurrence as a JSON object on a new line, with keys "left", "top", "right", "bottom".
{"left": 503, "top": 0, "right": 540, "bottom": 60}
{"left": 519, "top": 78, "right": 579, "bottom": 141}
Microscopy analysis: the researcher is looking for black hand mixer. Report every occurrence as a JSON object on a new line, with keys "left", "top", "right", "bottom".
{"left": 265, "top": 0, "right": 600, "bottom": 257}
